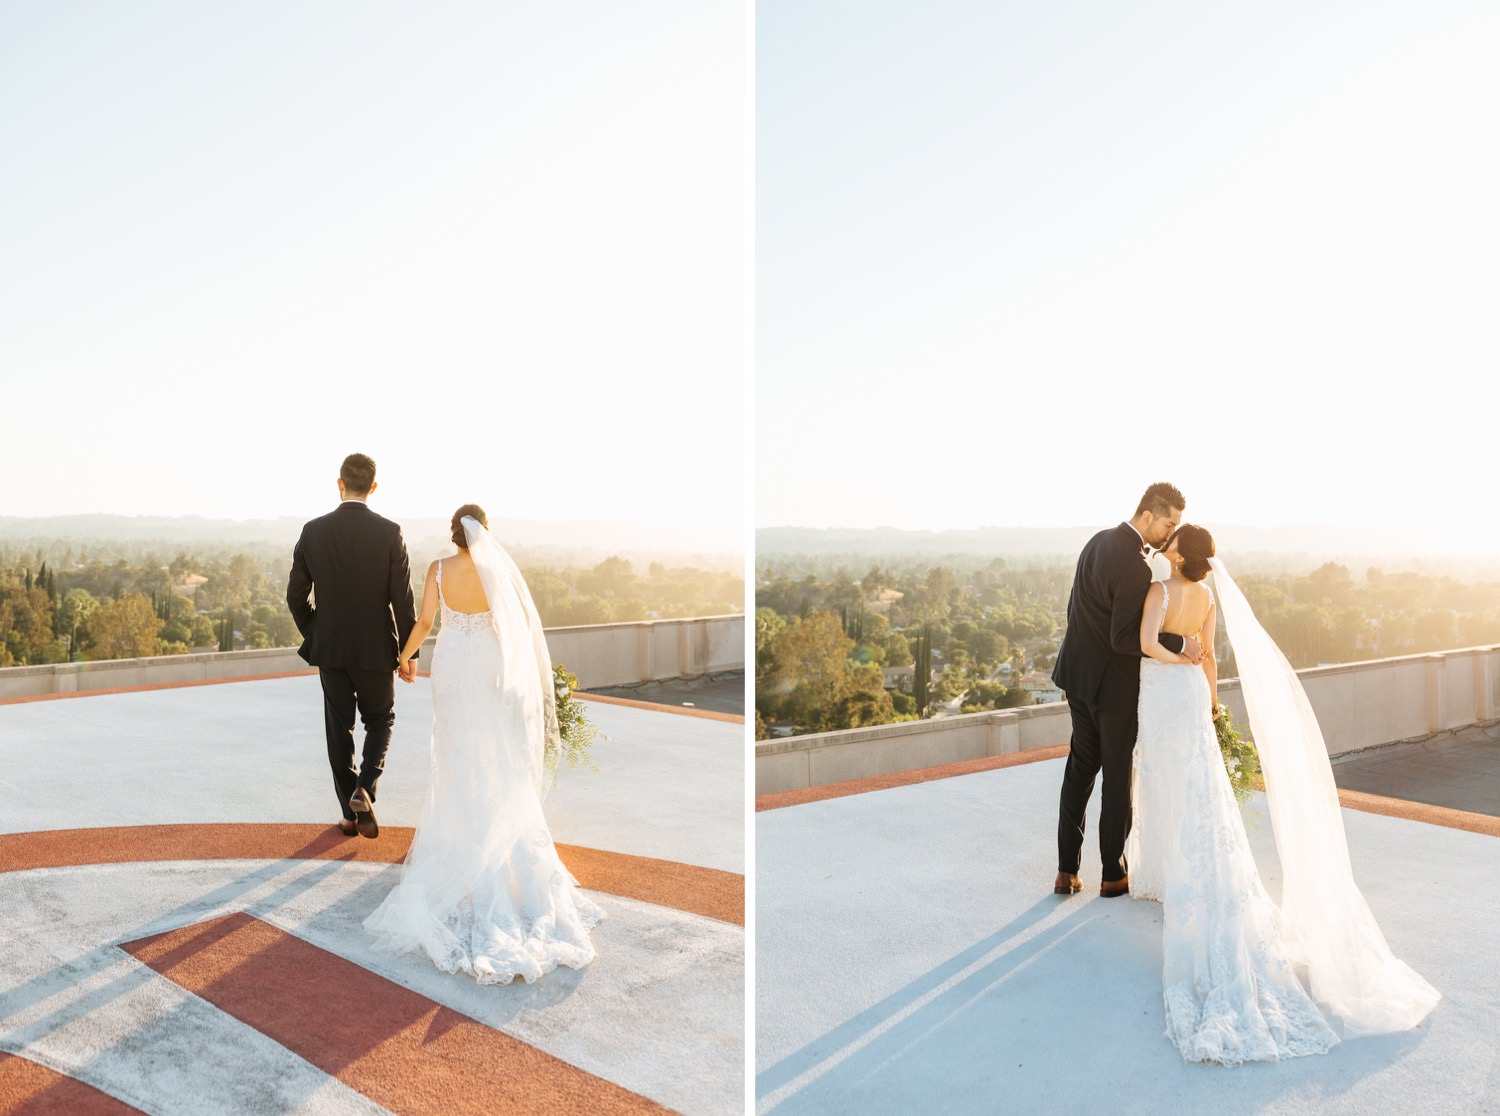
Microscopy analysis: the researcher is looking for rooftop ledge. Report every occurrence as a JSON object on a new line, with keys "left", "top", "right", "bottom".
{"left": 756, "top": 644, "right": 1500, "bottom": 796}
{"left": 0, "top": 613, "right": 746, "bottom": 702}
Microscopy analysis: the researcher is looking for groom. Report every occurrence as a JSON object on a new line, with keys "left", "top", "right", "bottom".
{"left": 1050, "top": 482, "right": 1200, "bottom": 897}
{"left": 286, "top": 453, "right": 418, "bottom": 839}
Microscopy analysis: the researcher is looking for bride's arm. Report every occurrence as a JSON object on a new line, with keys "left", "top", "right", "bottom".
{"left": 1140, "top": 583, "right": 1193, "bottom": 664}
{"left": 1201, "top": 601, "right": 1220, "bottom": 715}
{"left": 397, "top": 561, "right": 440, "bottom": 678}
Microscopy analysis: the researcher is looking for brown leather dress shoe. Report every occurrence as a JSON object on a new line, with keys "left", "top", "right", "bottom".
{"left": 336, "top": 819, "right": 358, "bottom": 837}
{"left": 349, "top": 787, "right": 379, "bottom": 839}
{"left": 1100, "top": 876, "right": 1130, "bottom": 898}
{"left": 1053, "top": 872, "right": 1082, "bottom": 895}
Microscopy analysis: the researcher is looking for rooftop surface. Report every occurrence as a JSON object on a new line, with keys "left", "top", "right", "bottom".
{"left": 585, "top": 671, "right": 746, "bottom": 717}
{"left": 756, "top": 751, "right": 1499, "bottom": 1115}
{"left": 0, "top": 673, "right": 745, "bottom": 1115}
{"left": 1332, "top": 721, "right": 1500, "bottom": 818}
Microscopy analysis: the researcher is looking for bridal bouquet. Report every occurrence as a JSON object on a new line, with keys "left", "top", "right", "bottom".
{"left": 1214, "top": 704, "right": 1262, "bottom": 804}
{"left": 553, "top": 664, "right": 603, "bottom": 778}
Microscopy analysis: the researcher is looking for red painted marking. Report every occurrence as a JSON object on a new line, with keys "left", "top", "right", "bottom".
{"left": 0, "top": 825, "right": 743, "bottom": 926}
{"left": 120, "top": 913, "right": 670, "bottom": 1116}
{"left": 0, "top": 1052, "right": 144, "bottom": 1115}
{"left": 1336, "top": 787, "right": 1500, "bottom": 837}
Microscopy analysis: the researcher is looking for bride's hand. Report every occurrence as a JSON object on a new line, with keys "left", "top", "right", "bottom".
{"left": 397, "top": 658, "right": 416, "bottom": 683}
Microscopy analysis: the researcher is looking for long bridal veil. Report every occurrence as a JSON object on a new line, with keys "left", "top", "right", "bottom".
{"left": 462, "top": 514, "right": 562, "bottom": 794}
{"left": 1208, "top": 556, "right": 1440, "bottom": 1036}
{"left": 363, "top": 515, "right": 599, "bottom": 983}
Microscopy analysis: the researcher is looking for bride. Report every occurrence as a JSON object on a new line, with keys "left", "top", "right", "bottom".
{"left": 1126, "top": 524, "right": 1439, "bottom": 1064}
{"left": 364, "top": 505, "right": 603, "bottom": 984}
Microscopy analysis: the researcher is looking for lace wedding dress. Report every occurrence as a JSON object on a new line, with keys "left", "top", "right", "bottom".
{"left": 1127, "top": 581, "right": 1338, "bottom": 1064}
{"left": 364, "top": 525, "right": 603, "bottom": 984}
{"left": 1127, "top": 567, "right": 1439, "bottom": 1064}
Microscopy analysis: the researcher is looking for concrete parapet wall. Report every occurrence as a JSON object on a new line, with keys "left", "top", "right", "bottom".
{"left": 0, "top": 614, "right": 744, "bottom": 700}
{"left": 755, "top": 644, "right": 1500, "bottom": 796}
{"left": 545, "top": 615, "right": 744, "bottom": 688}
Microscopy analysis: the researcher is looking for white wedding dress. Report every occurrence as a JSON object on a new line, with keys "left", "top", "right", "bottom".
{"left": 364, "top": 523, "right": 603, "bottom": 984}
{"left": 1126, "top": 564, "right": 1439, "bottom": 1064}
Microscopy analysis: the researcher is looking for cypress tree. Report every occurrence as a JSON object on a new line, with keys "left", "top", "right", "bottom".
{"left": 914, "top": 624, "right": 931, "bottom": 716}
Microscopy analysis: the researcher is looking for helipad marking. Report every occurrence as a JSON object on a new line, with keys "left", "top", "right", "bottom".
{"left": 0, "top": 825, "right": 744, "bottom": 926}
{"left": 120, "top": 912, "right": 671, "bottom": 1116}
{"left": 0, "top": 1052, "right": 144, "bottom": 1114}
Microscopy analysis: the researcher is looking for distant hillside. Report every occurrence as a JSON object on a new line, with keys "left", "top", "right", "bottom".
{"left": 757, "top": 524, "right": 1500, "bottom": 578}
{"left": 0, "top": 514, "right": 741, "bottom": 572}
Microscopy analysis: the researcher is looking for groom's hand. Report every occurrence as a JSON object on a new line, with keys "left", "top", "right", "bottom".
{"left": 398, "top": 659, "right": 416, "bottom": 683}
{"left": 1181, "top": 636, "right": 1203, "bottom": 664}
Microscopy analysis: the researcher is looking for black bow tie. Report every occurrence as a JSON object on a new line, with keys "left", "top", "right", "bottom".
{"left": 1141, "top": 545, "right": 1152, "bottom": 557}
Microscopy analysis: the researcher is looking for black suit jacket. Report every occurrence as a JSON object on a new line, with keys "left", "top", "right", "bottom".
{"left": 1051, "top": 522, "right": 1182, "bottom": 712}
{"left": 286, "top": 501, "right": 418, "bottom": 671}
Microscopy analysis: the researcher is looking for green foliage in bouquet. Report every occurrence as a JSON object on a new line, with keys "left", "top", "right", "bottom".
{"left": 1215, "top": 703, "right": 1262, "bottom": 805}
{"left": 553, "top": 663, "right": 603, "bottom": 778}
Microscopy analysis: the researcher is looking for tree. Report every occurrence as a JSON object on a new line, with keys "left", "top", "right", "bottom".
{"left": 84, "top": 592, "right": 164, "bottom": 660}
{"left": 914, "top": 625, "right": 932, "bottom": 716}
{"left": 969, "top": 628, "right": 1007, "bottom": 665}
{"left": 57, "top": 589, "right": 98, "bottom": 661}
{"left": 764, "top": 612, "right": 855, "bottom": 732}
{"left": 755, "top": 607, "right": 786, "bottom": 677}
{"left": 830, "top": 663, "right": 897, "bottom": 729}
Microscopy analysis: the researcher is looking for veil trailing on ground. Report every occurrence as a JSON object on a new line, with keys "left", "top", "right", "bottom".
{"left": 1208, "top": 556, "right": 1440, "bottom": 1036}
{"left": 463, "top": 515, "right": 562, "bottom": 796}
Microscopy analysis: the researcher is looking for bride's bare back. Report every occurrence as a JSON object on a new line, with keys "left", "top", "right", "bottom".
{"left": 436, "top": 549, "right": 490, "bottom": 615}
{"left": 1160, "top": 576, "right": 1213, "bottom": 640}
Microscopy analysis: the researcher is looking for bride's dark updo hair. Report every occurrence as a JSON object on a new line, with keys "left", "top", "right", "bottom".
{"left": 450, "top": 504, "right": 487, "bottom": 549}
{"left": 1168, "top": 524, "right": 1215, "bottom": 582}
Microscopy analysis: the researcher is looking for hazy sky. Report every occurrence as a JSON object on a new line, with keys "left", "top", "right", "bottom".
{"left": 758, "top": 3, "right": 1499, "bottom": 551}
{"left": 2, "top": 1, "right": 746, "bottom": 547}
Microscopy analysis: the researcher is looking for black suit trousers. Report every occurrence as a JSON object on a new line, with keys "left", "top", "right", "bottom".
{"left": 318, "top": 666, "right": 396, "bottom": 818}
{"left": 1057, "top": 696, "right": 1136, "bottom": 882}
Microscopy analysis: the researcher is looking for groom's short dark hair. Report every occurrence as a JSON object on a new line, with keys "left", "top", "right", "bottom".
{"left": 340, "top": 453, "right": 377, "bottom": 496}
{"left": 1136, "top": 482, "right": 1185, "bottom": 518}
